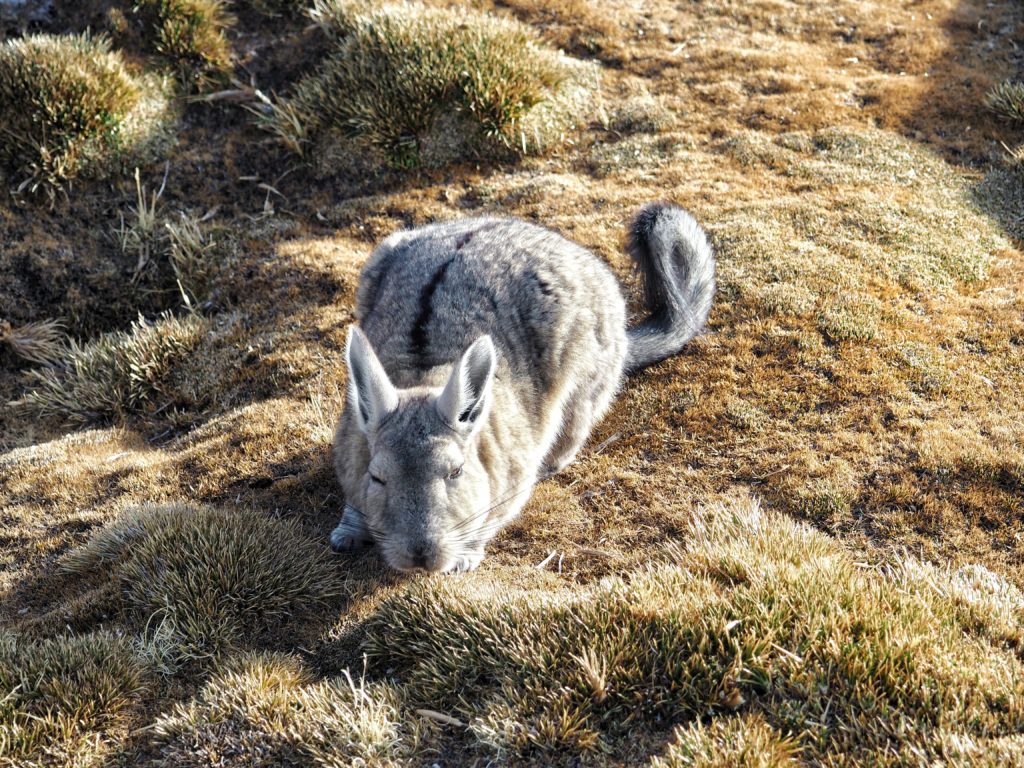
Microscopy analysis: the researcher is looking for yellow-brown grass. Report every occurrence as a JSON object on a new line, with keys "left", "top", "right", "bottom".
{"left": 0, "top": 631, "right": 146, "bottom": 767}
{"left": 358, "top": 498, "right": 1024, "bottom": 764}
{"left": 987, "top": 80, "right": 1024, "bottom": 124}
{"left": 0, "top": 319, "right": 64, "bottom": 366}
{"left": 152, "top": 653, "right": 415, "bottom": 766}
{"left": 134, "top": 0, "right": 234, "bottom": 91}
{"left": 15, "top": 312, "right": 207, "bottom": 425}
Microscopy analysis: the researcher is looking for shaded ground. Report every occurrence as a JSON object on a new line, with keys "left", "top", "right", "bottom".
{"left": 1, "top": 0, "right": 1023, "bottom": 765}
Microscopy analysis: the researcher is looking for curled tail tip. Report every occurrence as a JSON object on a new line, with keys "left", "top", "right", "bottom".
{"left": 628, "top": 201, "right": 709, "bottom": 261}
{"left": 624, "top": 201, "right": 716, "bottom": 374}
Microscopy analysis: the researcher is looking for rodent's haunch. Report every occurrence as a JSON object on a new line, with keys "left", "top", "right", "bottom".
{"left": 330, "top": 203, "right": 716, "bottom": 573}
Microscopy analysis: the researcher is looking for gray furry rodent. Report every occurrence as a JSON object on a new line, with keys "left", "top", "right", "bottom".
{"left": 331, "top": 202, "right": 715, "bottom": 573}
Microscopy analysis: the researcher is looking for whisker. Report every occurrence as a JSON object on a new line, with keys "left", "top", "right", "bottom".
{"left": 446, "top": 469, "right": 556, "bottom": 536}
{"left": 332, "top": 504, "right": 386, "bottom": 541}
{"left": 340, "top": 467, "right": 559, "bottom": 545}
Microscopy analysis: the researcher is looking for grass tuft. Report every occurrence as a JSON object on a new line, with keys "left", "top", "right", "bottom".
{"left": 608, "top": 93, "right": 676, "bottom": 135}
{"left": 116, "top": 167, "right": 222, "bottom": 307}
{"left": 985, "top": 80, "right": 1024, "bottom": 124}
{"left": 61, "top": 503, "right": 340, "bottom": 663}
{"left": 649, "top": 714, "right": 798, "bottom": 768}
{"left": 15, "top": 312, "right": 206, "bottom": 425}
{"left": 0, "top": 630, "right": 146, "bottom": 766}
{"left": 134, "top": 0, "right": 235, "bottom": 91}
{"left": 0, "top": 33, "right": 175, "bottom": 197}
{"left": 0, "top": 318, "right": 65, "bottom": 366}
{"left": 259, "top": 0, "right": 599, "bottom": 170}
{"left": 152, "top": 652, "right": 415, "bottom": 765}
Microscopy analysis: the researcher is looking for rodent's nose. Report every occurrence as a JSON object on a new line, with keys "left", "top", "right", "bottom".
{"left": 410, "top": 544, "right": 428, "bottom": 570}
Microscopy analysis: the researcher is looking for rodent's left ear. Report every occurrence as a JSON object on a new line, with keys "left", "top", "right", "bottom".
{"left": 346, "top": 325, "right": 399, "bottom": 434}
{"left": 437, "top": 335, "right": 496, "bottom": 434}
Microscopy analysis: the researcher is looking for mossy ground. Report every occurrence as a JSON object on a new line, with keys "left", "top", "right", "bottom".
{"left": 1, "top": 0, "right": 1023, "bottom": 765}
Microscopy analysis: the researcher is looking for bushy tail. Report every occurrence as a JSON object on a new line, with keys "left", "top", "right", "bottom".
{"left": 625, "top": 202, "right": 716, "bottom": 374}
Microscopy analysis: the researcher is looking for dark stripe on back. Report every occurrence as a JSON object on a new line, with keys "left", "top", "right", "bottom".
{"left": 410, "top": 258, "right": 454, "bottom": 365}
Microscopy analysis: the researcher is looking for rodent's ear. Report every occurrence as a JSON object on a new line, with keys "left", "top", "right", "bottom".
{"left": 346, "top": 326, "right": 398, "bottom": 434}
{"left": 437, "top": 335, "right": 496, "bottom": 434}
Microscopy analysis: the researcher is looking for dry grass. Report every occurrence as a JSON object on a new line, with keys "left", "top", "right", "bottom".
{"left": 260, "top": 0, "right": 599, "bottom": 169}
{"left": 0, "top": 319, "right": 64, "bottom": 366}
{"left": 0, "top": 631, "right": 146, "bottom": 767}
{"left": 607, "top": 92, "right": 675, "bottom": 136}
{"left": 15, "top": 312, "right": 207, "bottom": 425}
{"left": 116, "top": 168, "right": 222, "bottom": 307}
{"left": 496, "top": 0, "right": 623, "bottom": 61}
{"left": 61, "top": 503, "right": 341, "bottom": 664}
{"left": 649, "top": 714, "right": 797, "bottom": 768}
{"left": 987, "top": 80, "right": 1024, "bottom": 124}
{"left": 0, "top": 33, "right": 175, "bottom": 197}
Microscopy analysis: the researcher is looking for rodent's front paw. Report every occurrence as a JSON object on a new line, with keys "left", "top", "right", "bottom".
{"left": 330, "top": 508, "right": 373, "bottom": 553}
{"left": 447, "top": 551, "right": 485, "bottom": 573}
{"left": 330, "top": 526, "right": 372, "bottom": 553}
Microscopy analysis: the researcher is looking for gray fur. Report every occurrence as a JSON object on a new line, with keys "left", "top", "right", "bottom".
{"left": 625, "top": 203, "right": 716, "bottom": 372}
{"left": 331, "top": 203, "right": 715, "bottom": 573}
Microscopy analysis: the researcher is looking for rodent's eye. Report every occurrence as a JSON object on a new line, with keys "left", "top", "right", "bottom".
{"left": 369, "top": 472, "right": 386, "bottom": 486}
{"left": 446, "top": 466, "right": 463, "bottom": 480}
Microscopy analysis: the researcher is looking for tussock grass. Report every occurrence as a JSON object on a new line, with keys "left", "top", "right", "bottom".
{"left": 116, "top": 167, "right": 167, "bottom": 279}
{"left": 361, "top": 497, "right": 1024, "bottom": 764}
{"left": 61, "top": 503, "right": 339, "bottom": 663}
{"left": 0, "top": 33, "right": 175, "bottom": 196}
{"left": 986, "top": 80, "right": 1024, "bottom": 124}
{"left": 0, "top": 630, "right": 146, "bottom": 767}
{"left": 152, "top": 652, "right": 415, "bottom": 766}
{"left": 261, "top": 0, "right": 599, "bottom": 169}
{"left": 134, "top": 0, "right": 234, "bottom": 91}
{"left": 15, "top": 312, "right": 206, "bottom": 425}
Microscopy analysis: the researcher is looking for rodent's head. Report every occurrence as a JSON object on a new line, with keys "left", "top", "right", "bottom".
{"left": 345, "top": 326, "right": 497, "bottom": 573}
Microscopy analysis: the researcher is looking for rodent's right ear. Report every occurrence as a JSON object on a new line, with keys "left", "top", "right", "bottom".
{"left": 346, "top": 326, "right": 398, "bottom": 434}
